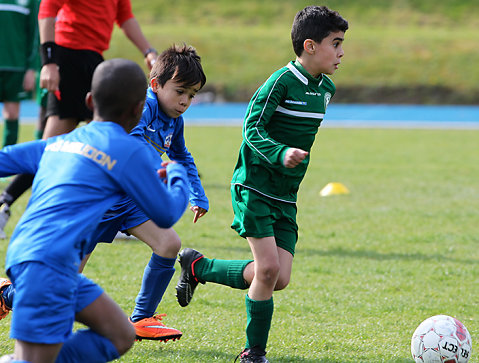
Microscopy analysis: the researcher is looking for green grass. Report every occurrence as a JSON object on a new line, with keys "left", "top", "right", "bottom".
{"left": 0, "top": 124, "right": 478, "bottom": 361}
{"left": 103, "top": 0, "right": 479, "bottom": 102}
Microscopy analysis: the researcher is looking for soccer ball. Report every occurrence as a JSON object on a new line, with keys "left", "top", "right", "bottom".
{"left": 411, "top": 315, "right": 472, "bottom": 363}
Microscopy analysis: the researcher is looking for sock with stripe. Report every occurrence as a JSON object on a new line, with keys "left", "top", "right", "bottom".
{"left": 194, "top": 257, "right": 252, "bottom": 289}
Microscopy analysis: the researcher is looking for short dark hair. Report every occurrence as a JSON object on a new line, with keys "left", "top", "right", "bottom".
{"left": 92, "top": 58, "right": 147, "bottom": 120}
{"left": 150, "top": 44, "right": 206, "bottom": 89}
{"left": 291, "top": 6, "right": 349, "bottom": 57}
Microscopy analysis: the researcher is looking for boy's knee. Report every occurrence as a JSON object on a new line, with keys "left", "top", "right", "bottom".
{"left": 161, "top": 234, "right": 181, "bottom": 256}
{"left": 168, "top": 233, "right": 181, "bottom": 253}
{"left": 256, "top": 262, "right": 280, "bottom": 286}
{"left": 149, "top": 230, "right": 181, "bottom": 257}
{"left": 274, "top": 276, "right": 290, "bottom": 291}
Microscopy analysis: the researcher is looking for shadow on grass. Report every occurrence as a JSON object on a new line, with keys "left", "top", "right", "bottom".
{"left": 300, "top": 246, "right": 478, "bottom": 265}
{"left": 275, "top": 358, "right": 412, "bottom": 363}
{"left": 150, "top": 348, "right": 413, "bottom": 362}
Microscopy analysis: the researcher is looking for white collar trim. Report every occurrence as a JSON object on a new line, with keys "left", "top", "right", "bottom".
{"left": 287, "top": 63, "right": 308, "bottom": 85}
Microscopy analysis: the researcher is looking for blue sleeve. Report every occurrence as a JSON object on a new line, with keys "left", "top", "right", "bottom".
{"left": 166, "top": 118, "right": 209, "bottom": 210}
{"left": 0, "top": 140, "right": 46, "bottom": 177}
{"left": 130, "top": 103, "right": 153, "bottom": 138}
{"left": 119, "top": 147, "right": 190, "bottom": 229}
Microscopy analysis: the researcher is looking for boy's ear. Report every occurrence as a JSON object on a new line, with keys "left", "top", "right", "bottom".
{"left": 85, "top": 92, "right": 93, "bottom": 111}
{"left": 150, "top": 78, "right": 159, "bottom": 92}
{"left": 303, "top": 39, "right": 315, "bottom": 55}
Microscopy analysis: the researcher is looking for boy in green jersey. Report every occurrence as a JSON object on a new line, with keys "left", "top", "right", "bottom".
{"left": 175, "top": 6, "right": 348, "bottom": 362}
{"left": 0, "top": 0, "right": 39, "bottom": 147}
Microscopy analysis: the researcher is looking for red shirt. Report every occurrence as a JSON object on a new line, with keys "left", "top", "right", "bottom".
{"left": 38, "top": 0, "right": 134, "bottom": 55}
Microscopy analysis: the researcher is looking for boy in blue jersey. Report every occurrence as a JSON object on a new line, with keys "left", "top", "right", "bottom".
{"left": 86, "top": 43, "right": 208, "bottom": 340}
{"left": 0, "top": 44, "right": 208, "bottom": 342}
{"left": 174, "top": 6, "right": 348, "bottom": 362}
{"left": 0, "top": 58, "right": 190, "bottom": 363}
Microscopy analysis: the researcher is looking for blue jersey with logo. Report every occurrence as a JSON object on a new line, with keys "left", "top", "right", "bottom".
{"left": 0, "top": 121, "right": 189, "bottom": 276}
{"left": 130, "top": 87, "right": 208, "bottom": 210}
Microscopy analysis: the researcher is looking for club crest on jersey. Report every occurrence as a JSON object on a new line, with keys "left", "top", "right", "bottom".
{"left": 324, "top": 92, "right": 332, "bottom": 109}
{"left": 164, "top": 134, "right": 173, "bottom": 148}
{"left": 17, "top": 0, "right": 28, "bottom": 6}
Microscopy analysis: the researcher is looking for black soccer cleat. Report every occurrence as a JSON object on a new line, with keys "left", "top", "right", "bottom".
{"left": 235, "top": 347, "right": 269, "bottom": 363}
{"left": 175, "top": 248, "right": 205, "bottom": 307}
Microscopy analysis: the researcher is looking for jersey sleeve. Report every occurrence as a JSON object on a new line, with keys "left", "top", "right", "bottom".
{"left": 38, "top": 0, "right": 65, "bottom": 19}
{"left": 0, "top": 140, "right": 46, "bottom": 176}
{"left": 166, "top": 118, "right": 208, "bottom": 210}
{"left": 116, "top": 0, "right": 134, "bottom": 26}
{"left": 119, "top": 147, "right": 190, "bottom": 229}
{"left": 243, "top": 73, "right": 290, "bottom": 168}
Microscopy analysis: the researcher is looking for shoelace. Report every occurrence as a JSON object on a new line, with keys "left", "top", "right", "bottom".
{"left": 234, "top": 349, "right": 266, "bottom": 363}
{"left": 150, "top": 313, "right": 167, "bottom": 324}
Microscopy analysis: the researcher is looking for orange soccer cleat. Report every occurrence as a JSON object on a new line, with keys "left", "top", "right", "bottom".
{"left": 130, "top": 313, "right": 182, "bottom": 342}
{"left": 0, "top": 278, "right": 12, "bottom": 320}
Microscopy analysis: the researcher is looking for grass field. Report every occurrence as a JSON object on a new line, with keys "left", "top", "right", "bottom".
{"left": 0, "top": 124, "right": 478, "bottom": 362}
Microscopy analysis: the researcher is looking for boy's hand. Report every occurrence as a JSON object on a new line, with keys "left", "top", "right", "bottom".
{"left": 283, "top": 148, "right": 308, "bottom": 168}
{"left": 190, "top": 206, "right": 207, "bottom": 223}
{"left": 145, "top": 52, "right": 158, "bottom": 69}
{"left": 23, "top": 69, "right": 36, "bottom": 91}
{"left": 157, "top": 160, "right": 177, "bottom": 182}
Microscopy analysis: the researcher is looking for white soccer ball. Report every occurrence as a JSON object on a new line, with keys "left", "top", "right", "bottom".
{"left": 411, "top": 315, "right": 472, "bottom": 363}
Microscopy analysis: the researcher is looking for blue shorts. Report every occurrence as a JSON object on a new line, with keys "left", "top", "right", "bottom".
{"left": 8, "top": 262, "right": 103, "bottom": 344}
{"left": 88, "top": 197, "right": 149, "bottom": 254}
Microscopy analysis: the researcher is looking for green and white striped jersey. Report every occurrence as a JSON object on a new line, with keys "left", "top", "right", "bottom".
{"left": 231, "top": 60, "right": 336, "bottom": 203}
{"left": 0, "top": 0, "right": 39, "bottom": 71}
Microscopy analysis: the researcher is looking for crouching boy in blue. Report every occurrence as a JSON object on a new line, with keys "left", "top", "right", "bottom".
{"left": 91, "top": 44, "right": 209, "bottom": 340}
{"left": 0, "top": 44, "right": 208, "bottom": 343}
{"left": 0, "top": 58, "right": 189, "bottom": 363}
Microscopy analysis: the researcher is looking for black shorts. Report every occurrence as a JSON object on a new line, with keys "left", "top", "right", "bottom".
{"left": 46, "top": 46, "right": 103, "bottom": 122}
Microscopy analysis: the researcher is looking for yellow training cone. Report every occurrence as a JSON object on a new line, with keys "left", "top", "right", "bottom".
{"left": 319, "top": 182, "right": 350, "bottom": 197}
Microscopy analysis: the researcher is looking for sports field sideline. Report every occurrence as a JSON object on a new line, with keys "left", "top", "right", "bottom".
{"left": 4, "top": 101, "right": 479, "bottom": 129}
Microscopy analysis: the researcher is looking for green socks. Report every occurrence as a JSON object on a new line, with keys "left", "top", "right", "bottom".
{"left": 3, "top": 119, "right": 19, "bottom": 147}
{"left": 194, "top": 258, "right": 274, "bottom": 351}
{"left": 245, "top": 294, "right": 274, "bottom": 350}
{"left": 194, "top": 257, "right": 252, "bottom": 289}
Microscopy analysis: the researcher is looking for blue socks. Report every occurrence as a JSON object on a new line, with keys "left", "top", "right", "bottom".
{"left": 56, "top": 329, "right": 120, "bottom": 362}
{"left": 130, "top": 253, "right": 176, "bottom": 322}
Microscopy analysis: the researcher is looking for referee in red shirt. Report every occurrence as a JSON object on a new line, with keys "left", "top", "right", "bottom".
{"left": 38, "top": 0, "right": 158, "bottom": 137}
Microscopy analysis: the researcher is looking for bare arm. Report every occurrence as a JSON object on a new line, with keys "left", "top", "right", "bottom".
{"left": 39, "top": 17, "right": 55, "bottom": 43}
{"left": 120, "top": 17, "right": 158, "bottom": 70}
{"left": 38, "top": 17, "right": 59, "bottom": 92}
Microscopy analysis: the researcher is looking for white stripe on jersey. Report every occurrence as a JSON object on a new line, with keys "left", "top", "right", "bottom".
{"left": 244, "top": 69, "right": 290, "bottom": 165}
{"left": 0, "top": 4, "right": 30, "bottom": 15}
{"left": 276, "top": 105, "right": 325, "bottom": 119}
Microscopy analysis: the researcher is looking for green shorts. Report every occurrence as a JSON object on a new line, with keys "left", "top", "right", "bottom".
{"left": 231, "top": 184, "right": 298, "bottom": 256}
{"left": 0, "top": 71, "right": 28, "bottom": 102}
